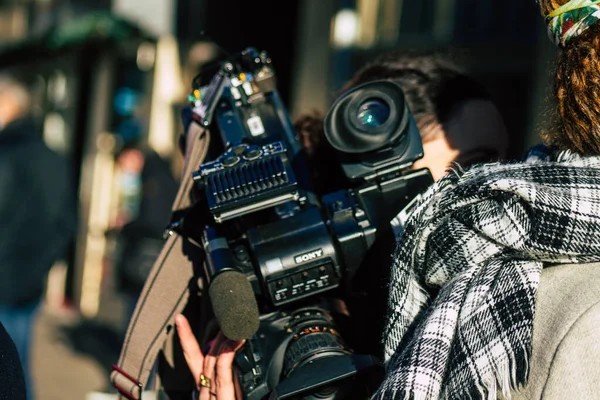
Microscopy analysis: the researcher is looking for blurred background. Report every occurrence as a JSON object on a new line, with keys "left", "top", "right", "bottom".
{"left": 0, "top": 0, "right": 556, "bottom": 399}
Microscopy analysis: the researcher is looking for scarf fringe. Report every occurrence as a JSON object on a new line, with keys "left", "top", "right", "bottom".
{"left": 377, "top": 345, "right": 532, "bottom": 400}
{"left": 472, "top": 343, "right": 532, "bottom": 400}
{"left": 374, "top": 387, "right": 430, "bottom": 400}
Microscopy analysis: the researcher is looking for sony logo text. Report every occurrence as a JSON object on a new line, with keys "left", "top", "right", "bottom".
{"left": 294, "top": 249, "right": 323, "bottom": 264}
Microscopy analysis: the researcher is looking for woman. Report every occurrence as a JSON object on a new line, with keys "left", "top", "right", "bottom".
{"left": 375, "top": 1, "right": 600, "bottom": 398}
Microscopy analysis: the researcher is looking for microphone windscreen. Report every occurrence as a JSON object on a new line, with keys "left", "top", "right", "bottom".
{"left": 208, "top": 270, "right": 260, "bottom": 340}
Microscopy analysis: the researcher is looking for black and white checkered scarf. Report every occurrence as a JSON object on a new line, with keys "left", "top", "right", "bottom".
{"left": 375, "top": 150, "right": 600, "bottom": 400}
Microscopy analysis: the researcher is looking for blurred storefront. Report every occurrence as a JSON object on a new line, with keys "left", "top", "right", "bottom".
{"left": 0, "top": 0, "right": 557, "bottom": 324}
{"left": 0, "top": 9, "right": 160, "bottom": 321}
{"left": 0, "top": 0, "right": 305, "bottom": 323}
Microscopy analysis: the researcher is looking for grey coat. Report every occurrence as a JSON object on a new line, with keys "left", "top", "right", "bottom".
{"left": 511, "top": 262, "right": 600, "bottom": 399}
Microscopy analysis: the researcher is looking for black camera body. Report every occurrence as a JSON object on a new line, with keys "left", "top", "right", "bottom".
{"left": 187, "top": 48, "right": 433, "bottom": 399}
{"left": 233, "top": 307, "right": 381, "bottom": 400}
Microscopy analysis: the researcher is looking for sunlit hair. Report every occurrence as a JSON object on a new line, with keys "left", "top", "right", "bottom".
{"left": 539, "top": 0, "right": 600, "bottom": 154}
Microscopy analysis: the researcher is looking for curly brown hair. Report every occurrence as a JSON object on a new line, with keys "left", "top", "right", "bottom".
{"left": 538, "top": 0, "right": 600, "bottom": 154}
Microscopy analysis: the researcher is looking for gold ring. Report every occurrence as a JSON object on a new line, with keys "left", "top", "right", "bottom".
{"left": 199, "top": 374, "right": 212, "bottom": 388}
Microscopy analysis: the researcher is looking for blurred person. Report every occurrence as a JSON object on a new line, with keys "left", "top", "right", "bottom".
{"left": 107, "top": 96, "right": 180, "bottom": 325}
{"left": 113, "top": 146, "right": 145, "bottom": 229}
{"left": 173, "top": 52, "right": 512, "bottom": 399}
{"left": 113, "top": 142, "right": 179, "bottom": 323}
{"left": 0, "top": 71, "right": 76, "bottom": 400}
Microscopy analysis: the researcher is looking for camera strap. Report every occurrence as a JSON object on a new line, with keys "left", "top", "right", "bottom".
{"left": 111, "top": 122, "right": 211, "bottom": 400}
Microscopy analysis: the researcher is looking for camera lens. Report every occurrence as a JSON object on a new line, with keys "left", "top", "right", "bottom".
{"left": 356, "top": 98, "right": 390, "bottom": 129}
{"left": 324, "top": 81, "right": 409, "bottom": 156}
{"left": 283, "top": 310, "right": 348, "bottom": 376}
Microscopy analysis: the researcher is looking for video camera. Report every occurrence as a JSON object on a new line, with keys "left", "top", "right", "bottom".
{"left": 182, "top": 48, "right": 433, "bottom": 399}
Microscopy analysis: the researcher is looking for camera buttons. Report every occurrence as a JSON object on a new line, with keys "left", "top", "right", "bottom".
{"left": 243, "top": 147, "right": 263, "bottom": 161}
{"left": 222, "top": 153, "right": 240, "bottom": 167}
{"left": 232, "top": 143, "right": 248, "bottom": 155}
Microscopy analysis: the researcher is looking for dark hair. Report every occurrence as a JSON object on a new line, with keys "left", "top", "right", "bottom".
{"left": 294, "top": 109, "right": 344, "bottom": 194}
{"left": 538, "top": 0, "right": 600, "bottom": 155}
{"left": 339, "top": 52, "right": 491, "bottom": 142}
{"left": 295, "top": 52, "right": 493, "bottom": 194}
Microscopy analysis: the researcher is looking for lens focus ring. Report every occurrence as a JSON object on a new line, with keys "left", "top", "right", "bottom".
{"left": 283, "top": 330, "right": 346, "bottom": 375}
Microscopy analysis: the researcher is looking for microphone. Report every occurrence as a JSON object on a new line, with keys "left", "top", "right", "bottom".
{"left": 203, "top": 228, "right": 260, "bottom": 340}
{"left": 208, "top": 270, "right": 260, "bottom": 340}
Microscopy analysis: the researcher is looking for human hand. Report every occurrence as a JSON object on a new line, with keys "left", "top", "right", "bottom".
{"left": 175, "top": 314, "right": 245, "bottom": 400}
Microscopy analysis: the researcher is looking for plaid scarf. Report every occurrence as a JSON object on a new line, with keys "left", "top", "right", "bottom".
{"left": 375, "top": 151, "right": 600, "bottom": 399}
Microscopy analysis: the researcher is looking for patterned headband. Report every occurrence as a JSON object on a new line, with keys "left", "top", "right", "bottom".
{"left": 546, "top": 0, "right": 600, "bottom": 46}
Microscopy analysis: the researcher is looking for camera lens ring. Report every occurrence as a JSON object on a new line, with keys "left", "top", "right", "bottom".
{"left": 324, "top": 80, "right": 410, "bottom": 155}
{"left": 282, "top": 309, "right": 350, "bottom": 378}
{"left": 345, "top": 91, "right": 399, "bottom": 140}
